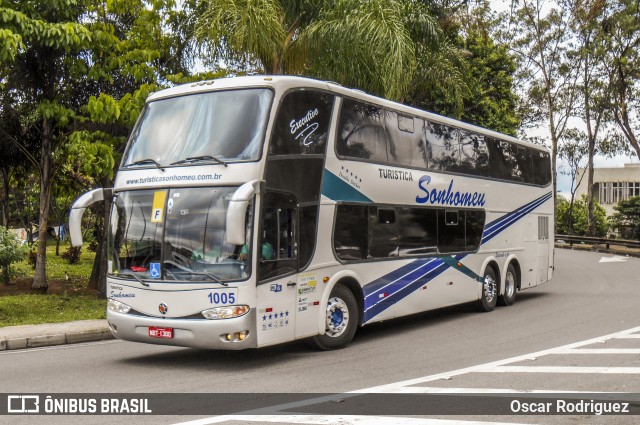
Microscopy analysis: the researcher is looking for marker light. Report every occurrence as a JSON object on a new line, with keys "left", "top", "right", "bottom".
{"left": 107, "top": 299, "right": 131, "bottom": 314}
{"left": 202, "top": 305, "right": 250, "bottom": 320}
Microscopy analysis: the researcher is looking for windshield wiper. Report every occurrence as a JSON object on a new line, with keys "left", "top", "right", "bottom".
{"left": 170, "top": 155, "right": 228, "bottom": 167}
{"left": 163, "top": 260, "right": 228, "bottom": 286}
{"left": 124, "top": 158, "right": 165, "bottom": 171}
{"left": 117, "top": 272, "right": 150, "bottom": 287}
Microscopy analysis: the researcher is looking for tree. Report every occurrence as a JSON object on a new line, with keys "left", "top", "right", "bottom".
{"left": 558, "top": 128, "right": 587, "bottom": 235}
{"left": 556, "top": 195, "right": 608, "bottom": 237}
{"left": 68, "top": 0, "right": 202, "bottom": 296}
{"left": 501, "top": 0, "right": 580, "bottom": 213}
{"left": 0, "top": 226, "right": 26, "bottom": 284}
{"left": 610, "top": 196, "right": 640, "bottom": 240}
{"left": 194, "top": 0, "right": 461, "bottom": 102}
{"left": 0, "top": 0, "right": 92, "bottom": 289}
{"left": 566, "top": 0, "right": 610, "bottom": 237}
{"left": 600, "top": 0, "right": 640, "bottom": 161}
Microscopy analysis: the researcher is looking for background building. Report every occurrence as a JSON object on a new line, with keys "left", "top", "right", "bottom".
{"left": 575, "top": 163, "right": 640, "bottom": 216}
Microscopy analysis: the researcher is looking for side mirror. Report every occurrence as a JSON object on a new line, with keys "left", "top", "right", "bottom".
{"left": 226, "top": 180, "right": 263, "bottom": 245}
{"left": 69, "top": 188, "right": 113, "bottom": 247}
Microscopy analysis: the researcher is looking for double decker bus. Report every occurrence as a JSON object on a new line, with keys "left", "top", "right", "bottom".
{"left": 69, "top": 76, "right": 553, "bottom": 350}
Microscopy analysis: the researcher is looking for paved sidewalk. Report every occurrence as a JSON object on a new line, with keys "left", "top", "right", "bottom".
{"left": 0, "top": 319, "right": 113, "bottom": 351}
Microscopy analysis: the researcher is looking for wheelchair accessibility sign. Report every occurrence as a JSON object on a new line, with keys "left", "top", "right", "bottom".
{"left": 149, "top": 263, "right": 161, "bottom": 279}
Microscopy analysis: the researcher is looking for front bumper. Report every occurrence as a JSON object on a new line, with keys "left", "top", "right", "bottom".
{"left": 106, "top": 309, "right": 257, "bottom": 350}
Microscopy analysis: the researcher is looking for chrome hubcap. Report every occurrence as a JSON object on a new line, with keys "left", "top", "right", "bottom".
{"left": 484, "top": 274, "right": 496, "bottom": 303}
{"left": 325, "top": 296, "right": 349, "bottom": 337}
{"left": 505, "top": 271, "right": 515, "bottom": 298}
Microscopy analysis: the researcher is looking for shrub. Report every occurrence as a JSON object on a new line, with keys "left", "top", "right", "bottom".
{"left": 0, "top": 227, "right": 27, "bottom": 284}
{"left": 61, "top": 246, "right": 82, "bottom": 264}
{"left": 28, "top": 250, "right": 37, "bottom": 268}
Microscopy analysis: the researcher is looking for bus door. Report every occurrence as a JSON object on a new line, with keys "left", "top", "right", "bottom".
{"left": 256, "top": 191, "right": 298, "bottom": 347}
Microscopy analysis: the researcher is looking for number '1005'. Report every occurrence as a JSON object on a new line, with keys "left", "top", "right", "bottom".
{"left": 208, "top": 292, "right": 235, "bottom": 304}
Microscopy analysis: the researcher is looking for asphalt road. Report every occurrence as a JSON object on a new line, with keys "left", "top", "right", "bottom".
{"left": 2, "top": 248, "right": 640, "bottom": 424}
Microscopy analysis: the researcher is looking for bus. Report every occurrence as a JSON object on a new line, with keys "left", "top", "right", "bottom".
{"left": 69, "top": 76, "right": 553, "bottom": 350}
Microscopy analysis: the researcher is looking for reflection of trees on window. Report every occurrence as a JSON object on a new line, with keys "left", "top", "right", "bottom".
{"left": 337, "top": 100, "right": 389, "bottom": 162}
{"left": 512, "top": 145, "right": 534, "bottom": 182}
{"left": 459, "top": 130, "right": 489, "bottom": 176}
{"left": 425, "top": 121, "right": 459, "bottom": 172}
{"left": 488, "top": 139, "right": 520, "bottom": 181}
{"left": 532, "top": 150, "right": 551, "bottom": 185}
{"left": 387, "top": 113, "right": 427, "bottom": 168}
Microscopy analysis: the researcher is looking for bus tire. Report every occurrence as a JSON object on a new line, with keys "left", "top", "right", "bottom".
{"left": 310, "top": 284, "right": 358, "bottom": 350}
{"left": 476, "top": 266, "right": 498, "bottom": 312}
{"left": 498, "top": 263, "right": 517, "bottom": 306}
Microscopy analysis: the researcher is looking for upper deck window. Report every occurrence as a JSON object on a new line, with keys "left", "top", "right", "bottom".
{"left": 269, "top": 89, "right": 334, "bottom": 155}
{"left": 122, "top": 88, "right": 273, "bottom": 167}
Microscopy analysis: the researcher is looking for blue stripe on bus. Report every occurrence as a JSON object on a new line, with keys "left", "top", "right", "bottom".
{"left": 361, "top": 191, "right": 552, "bottom": 323}
{"left": 482, "top": 192, "right": 552, "bottom": 244}
{"left": 321, "top": 170, "right": 372, "bottom": 203}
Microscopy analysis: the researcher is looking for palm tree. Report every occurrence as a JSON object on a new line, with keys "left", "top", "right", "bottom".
{"left": 195, "top": 0, "right": 465, "bottom": 102}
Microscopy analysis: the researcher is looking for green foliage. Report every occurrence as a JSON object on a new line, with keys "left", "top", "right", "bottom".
{"left": 610, "top": 196, "right": 640, "bottom": 239}
{"left": 13, "top": 241, "right": 95, "bottom": 281}
{"left": 0, "top": 227, "right": 26, "bottom": 283}
{"left": 557, "top": 195, "right": 609, "bottom": 237}
{"left": 0, "top": 294, "right": 106, "bottom": 327}
{"left": 195, "top": 0, "right": 457, "bottom": 102}
{"left": 61, "top": 245, "right": 82, "bottom": 264}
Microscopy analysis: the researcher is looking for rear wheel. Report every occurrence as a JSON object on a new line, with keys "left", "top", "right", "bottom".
{"left": 498, "top": 264, "right": 517, "bottom": 306}
{"left": 476, "top": 266, "right": 498, "bottom": 312}
{"left": 310, "top": 284, "right": 358, "bottom": 350}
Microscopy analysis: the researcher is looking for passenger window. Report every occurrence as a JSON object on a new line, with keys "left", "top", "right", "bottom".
{"left": 334, "top": 204, "right": 368, "bottom": 260}
{"left": 425, "top": 121, "right": 459, "bottom": 172}
{"left": 532, "top": 149, "right": 552, "bottom": 185}
{"left": 437, "top": 209, "right": 466, "bottom": 253}
{"left": 337, "top": 99, "right": 389, "bottom": 162}
{"left": 397, "top": 207, "right": 437, "bottom": 256}
{"left": 368, "top": 206, "right": 398, "bottom": 258}
{"left": 459, "top": 130, "right": 489, "bottom": 176}
{"left": 387, "top": 113, "right": 426, "bottom": 168}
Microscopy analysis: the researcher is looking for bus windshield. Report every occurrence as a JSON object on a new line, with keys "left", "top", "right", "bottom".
{"left": 108, "top": 187, "right": 252, "bottom": 282}
{"left": 122, "top": 88, "right": 273, "bottom": 167}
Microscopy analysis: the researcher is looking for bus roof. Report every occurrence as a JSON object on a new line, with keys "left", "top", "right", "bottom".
{"left": 147, "top": 75, "right": 547, "bottom": 153}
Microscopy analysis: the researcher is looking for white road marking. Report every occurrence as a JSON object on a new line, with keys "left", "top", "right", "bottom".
{"left": 172, "top": 325, "right": 640, "bottom": 425}
{"left": 173, "top": 415, "right": 528, "bottom": 425}
{"left": 556, "top": 348, "right": 640, "bottom": 354}
{"left": 599, "top": 255, "right": 629, "bottom": 263}
{"left": 478, "top": 366, "right": 640, "bottom": 374}
{"left": 359, "top": 325, "right": 640, "bottom": 392}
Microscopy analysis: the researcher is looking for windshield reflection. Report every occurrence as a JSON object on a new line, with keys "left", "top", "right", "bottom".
{"left": 122, "top": 88, "right": 273, "bottom": 167}
{"left": 109, "top": 187, "right": 252, "bottom": 282}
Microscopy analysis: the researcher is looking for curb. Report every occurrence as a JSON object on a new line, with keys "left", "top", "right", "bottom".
{"left": 0, "top": 328, "right": 113, "bottom": 351}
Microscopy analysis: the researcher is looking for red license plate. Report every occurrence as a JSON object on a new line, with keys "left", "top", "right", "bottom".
{"left": 148, "top": 326, "right": 173, "bottom": 339}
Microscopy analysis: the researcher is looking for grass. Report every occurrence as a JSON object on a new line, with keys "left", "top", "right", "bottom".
{"left": 0, "top": 294, "right": 106, "bottom": 327}
{"left": 12, "top": 240, "right": 96, "bottom": 282}
{"left": 1, "top": 239, "right": 105, "bottom": 327}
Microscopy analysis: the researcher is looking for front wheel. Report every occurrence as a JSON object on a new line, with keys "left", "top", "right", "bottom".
{"left": 476, "top": 266, "right": 498, "bottom": 312}
{"left": 310, "top": 284, "right": 358, "bottom": 350}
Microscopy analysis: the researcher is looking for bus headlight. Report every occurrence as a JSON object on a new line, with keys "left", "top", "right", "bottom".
{"left": 108, "top": 299, "right": 131, "bottom": 314}
{"left": 202, "top": 305, "right": 250, "bottom": 320}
